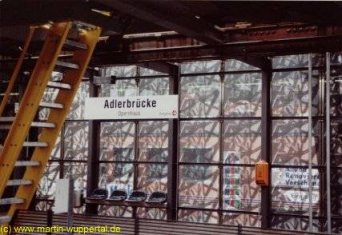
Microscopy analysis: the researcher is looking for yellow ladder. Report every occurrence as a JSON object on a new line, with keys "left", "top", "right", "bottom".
{"left": 0, "top": 21, "right": 101, "bottom": 225}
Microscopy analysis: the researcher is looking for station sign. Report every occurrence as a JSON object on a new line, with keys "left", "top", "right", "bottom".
{"left": 85, "top": 95, "right": 178, "bottom": 120}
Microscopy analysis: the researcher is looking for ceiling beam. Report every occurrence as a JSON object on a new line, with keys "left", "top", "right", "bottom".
{"left": 0, "top": 0, "right": 123, "bottom": 33}
{"left": 90, "top": 35, "right": 342, "bottom": 65}
{"left": 95, "top": 0, "right": 223, "bottom": 45}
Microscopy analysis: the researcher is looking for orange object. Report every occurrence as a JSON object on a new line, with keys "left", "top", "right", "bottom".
{"left": 255, "top": 160, "right": 269, "bottom": 186}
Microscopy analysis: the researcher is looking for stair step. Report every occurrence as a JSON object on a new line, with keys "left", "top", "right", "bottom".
{"left": 7, "top": 179, "right": 32, "bottom": 186}
{"left": 23, "top": 142, "right": 48, "bottom": 147}
{"left": 56, "top": 60, "right": 79, "bottom": 70}
{"left": 32, "top": 121, "right": 56, "bottom": 128}
{"left": 64, "top": 39, "right": 87, "bottom": 50}
{"left": 40, "top": 102, "right": 64, "bottom": 109}
{"left": 15, "top": 161, "right": 40, "bottom": 167}
{"left": 0, "top": 197, "right": 24, "bottom": 205}
{"left": 0, "top": 122, "right": 55, "bottom": 129}
{"left": 0, "top": 117, "right": 15, "bottom": 122}
{"left": 0, "top": 215, "right": 11, "bottom": 224}
{"left": 47, "top": 81, "right": 72, "bottom": 90}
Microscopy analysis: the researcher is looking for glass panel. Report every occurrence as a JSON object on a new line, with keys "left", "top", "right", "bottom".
{"left": 222, "top": 167, "right": 260, "bottom": 212}
{"left": 98, "top": 205, "right": 132, "bottom": 217}
{"left": 223, "top": 73, "right": 262, "bottom": 117}
{"left": 271, "top": 216, "right": 321, "bottom": 232}
{"left": 100, "top": 79, "right": 138, "bottom": 97}
{"left": 225, "top": 59, "right": 259, "bottom": 71}
{"left": 331, "top": 67, "right": 342, "bottom": 116}
{"left": 179, "top": 165, "right": 219, "bottom": 209}
{"left": 100, "top": 122, "right": 135, "bottom": 162}
{"left": 331, "top": 121, "right": 342, "bottom": 166}
{"left": 138, "top": 121, "right": 168, "bottom": 162}
{"left": 272, "top": 54, "right": 323, "bottom": 69}
{"left": 102, "top": 65, "right": 137, "bottom": 77}
{"left": 137, "top": 208, "right": 167, "bottom": 220}
{"left": 50, "top": 132, "right": 61, "bottom": 160}
{"left": 178, "top": 209, "right": 219, "bottom": 224}
{"left": 222, "top": 214, "right": 261, "bottom": 227}
{"left": 223, "top": 120, "right": 261, "bottom": 164}
{"left": 331, "top": 168, "right": 342, "bottom": 216}
{"left": 331, "top": 52, "right": 342, "bottom": 65}
{"left": 35, "top": 200, "right": 54, "bottom": 211}
{"left": 180, "top": 121, "right": 220, "bottom": 163}
{"left": 37, "top": 162, "right": 60, "bottom": 199}
{"left": 271, "top": 70, "right": 320, "bottom": 117}
{"left": 271, "top": 168, "right": 320, "bottom": 214}
{"left": 136, "top": 164, "right": 167, "bottom": 194}
{"left": 180, "top": 75, "right": 220, "bottom": 118}
{"left": 272, "top": 120, "right": 320, "bottom": 165}
{"left": 98, "top": 163, "right": 134, "bottom": 198}
{"left": 181, "top": 60, "right": 221, "bottom": 74}
{"left": 139, "top": 78, "right": 169, "bottom": 96}
{"left": 67, "top": 82, "right": 89, "bottom": 120}
{"left": 139, "top": 67, "right": 167, "bottom": 76}
{"left": 64, "top": 121, "right": 88, "bottom": 161}
{"left": 63, "top": 162, "right": 87, "bottom": 191}
{"left": 332, "top": 219, "right": 342, "bottom": 234}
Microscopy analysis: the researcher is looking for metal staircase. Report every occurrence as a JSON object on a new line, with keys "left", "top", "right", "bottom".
{"left": 0, "top": 21, "right": 101, "bottom": 225}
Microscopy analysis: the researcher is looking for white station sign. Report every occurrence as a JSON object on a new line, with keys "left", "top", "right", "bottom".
{"left": 84, "top": 95, "right": 178, "bottom": 120}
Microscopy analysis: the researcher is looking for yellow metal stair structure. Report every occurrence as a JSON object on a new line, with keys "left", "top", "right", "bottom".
{"left": 0, "top": 21, "right": 101, "bottom": 226}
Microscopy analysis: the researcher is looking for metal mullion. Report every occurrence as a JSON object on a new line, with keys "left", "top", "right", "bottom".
{"left": 308, "top": 54, "right": 313, "bottom": 232}
{"left": 180, "top": 116, "right": 261, "bottom": 121}
{"left": 272, "top": 66, "right": 322, "bottom": 73}
{"left": 86, "top": 72, "right": 100, "bottom": 215}
{"left": 271, "top": 116, "right": 319, "bottom": 120}
{"left": 261, "top": 58, "right": 272, "bottom": 229}
{"left": 98, "top": 160, "right": 167, "bottom": 164}
{"left": 272, "top": 164, "right": 323, "bottom": 169}
{"left": 167, "top": 64, "right": 179, "bottom": 221}
{"left": 178, "top": 162, "right": 255, "bottom": 167}
{"left": 181, "top": 70, "right": 261, "bottom": 77}
{"left": 272, "top": 212, "right": 323, "bottom": 219}
{"left": 325, "top": 52, "right": 332, "bottom": 233}
{"left": 218, "top": 60, "right": 224, "bottom": 225}
{"left": 178, "top": 206, "right": 260, "bottom": 215}
{"left": 110, "top": 74, "right": 169, "bottom": 80}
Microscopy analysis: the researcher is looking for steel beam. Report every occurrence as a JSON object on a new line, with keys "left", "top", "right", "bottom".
{"left": 261, "top": 58, "right": 272, "bottom": 229}
{"left": 86, "top": 70, "right": 100, "bottom": 215}
{"left": 96, "top": 0, "right": 223, "bottom": 45}
{"left": 167, "top": 64, "right": 179, "bottom": 221}
{"left": 91, "top": 35, "right": 342, "bottom": 65}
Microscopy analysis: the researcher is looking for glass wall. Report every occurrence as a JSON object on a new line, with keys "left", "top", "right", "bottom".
{"left": 35, "top": 53, "right": 342, "bottom": 233}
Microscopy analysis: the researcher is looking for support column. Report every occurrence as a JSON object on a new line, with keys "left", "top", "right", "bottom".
{"left": 167, "top": 64, "right": 179, "bottom": 221}
{"left": 261, "top": 58, "right": 272, "bottom": 229}
{"left": 86, "top": 69, "right": 100, "bottom": 214}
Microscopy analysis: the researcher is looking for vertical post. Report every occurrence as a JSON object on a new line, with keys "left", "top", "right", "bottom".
{"left": 261, "top": 58, "right": 272, "bottom": 229}
{"left": 308, "top": 54, "right": 313, "bottom": 232}
{"left": 86, "top": 69, "right": 100, "bottom": 214}
{"left": 67, "top": 178, "right": 74, "bottom": 234}
{"left": 167, "top": 64, "right": 179, "bottom": 221}
{"left": 218, "top": 60, "right": 225, "bottom": 225}
{"left": 325, "top": 52, "right": 332, "bottom": 234}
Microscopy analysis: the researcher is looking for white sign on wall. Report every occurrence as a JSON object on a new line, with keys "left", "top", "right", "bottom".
{"left": 272, "top": 168, "right": 320, "bottom": 189}
{"left": 84, "top": 95, "right": 178, "bottom": 120}
{"left": 53, "top": 178, "right": 71, "bottom": 214}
